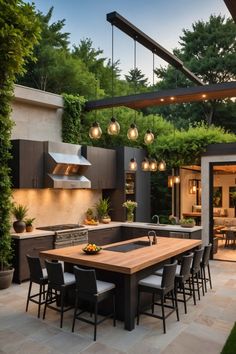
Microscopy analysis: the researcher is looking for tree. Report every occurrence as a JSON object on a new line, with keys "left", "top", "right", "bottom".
{"left": 0, "top": 0, "right": 40, "bottom": 271}
{"left": 153, "top": 15, "right": 236, "bottom": 127}
{"left": 125, "top": 68, "right": 149, "bottom": 89}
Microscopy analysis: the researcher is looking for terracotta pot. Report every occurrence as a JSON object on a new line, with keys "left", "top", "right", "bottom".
{"left": 101, "top": 217, "right": 111, "bottom": 224}
{"left": 26, "top": 225, "right": 34, "bottom": 232}
{"left": 0, "top": 268, "right": 14, "bottom": 290}
{"left": 13, "top": 220, "right": 26, "bottom": 233}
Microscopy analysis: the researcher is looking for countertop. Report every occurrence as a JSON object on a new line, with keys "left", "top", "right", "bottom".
{"left": 11, "top": 221, "right": 202, "bottom": 239}
{"left": 40, "top": 236, "right": 202, "bottom": 275}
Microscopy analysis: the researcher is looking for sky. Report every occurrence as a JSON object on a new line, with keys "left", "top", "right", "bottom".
{"left": 30, "top": 0, "right": 230, "bottom": 83}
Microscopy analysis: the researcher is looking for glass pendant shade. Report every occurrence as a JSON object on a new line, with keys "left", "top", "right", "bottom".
{"left": 158, "top": 160, "right": 166, "bottom": 171}
{"left": 141, "top": 157, "right": 150, "bottom": 171}
{"left": 144, "top": 129, "right": 154, "bottom": 145}
{"left": 174, "top": 175, "right": 180, "bottom": 184}
{"left": 168, "top": 176, "right": 174, "bottom": 188}
{"left": 129, "top": 158, "right": 137, "bottom": 171}
{"left": 89, "top": 122, "right": 102, "bottom": 140}
{"left": 127, "top": 123, "right": 138, "bottom": 141}
{"left": 149, "top": 158, "right": 158, "bottom": 172}
{"left": 107, "top": 117, "right": 120, "bottom": 135}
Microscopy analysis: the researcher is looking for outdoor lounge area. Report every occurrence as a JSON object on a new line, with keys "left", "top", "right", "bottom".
{"left": 1, "top": 260, "right": 235, "bottom": 354}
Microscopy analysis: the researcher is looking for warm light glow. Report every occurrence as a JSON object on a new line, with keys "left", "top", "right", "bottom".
{"left": 170, "top": 96, "right": 175, "bottom": 101}
{"left": 202, "top": 94, "right": 206, "bottom": 98}
{"left": 129, "top": 158, "right": 137, "bottom": 171}
{"left": 144, "top": 129, "right": 154, "bottom": 144}
{"left": 89, "top": 122, "right": 102, "bottom": 140}
{"left": 149, "top": 158, "right": 158, "bottom": 172}
{"left": 160, "top": 98, "right": 164, "bottom": 102}
{"left": 174, "top": 176, "right": 180, "bottom": 184}
{"left": 158, "top": 160, "right": 166, "bottom": 171}
{"left": 141, "top": 158, "right": 150, "bottom": 171}
{"left": 107, "top": 117, "right": 120, "bottom": 135}
{"left": 168, "top": 176, "right": 174, "bottom": 188}
{"left": 127, "top": 123, "right": 139, "bottom": 141}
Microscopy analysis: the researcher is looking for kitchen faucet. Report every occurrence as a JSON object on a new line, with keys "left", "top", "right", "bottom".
{"left": 152, "top": 214, "right": 160, "bottom": 225}
{"left": 148, "top": 230, "right": 157, "bottom": 245}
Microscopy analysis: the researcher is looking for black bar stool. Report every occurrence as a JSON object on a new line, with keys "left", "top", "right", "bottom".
{"left": 200, "top": 244, "right": 213, "bottom": 292}
{"left": 137, "top": 261, "right": 179, "bottom": 334}
{"left": 43, "top": 260, "right": 76, "bottom": 328}
{"left": 26, "top": 255, "right": 48, "bottom": 318}
{"left": 72, "top": 266, "right": 116, "bottom": 341}
{"left": 190, "top": 247, "right": 205, "bottom": 304}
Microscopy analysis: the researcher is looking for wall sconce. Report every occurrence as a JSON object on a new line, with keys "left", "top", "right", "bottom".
{"left": 168, "top": 176, "right": 174, "bottom": 188}
{"left": 189, "top": 179, "right": 197, "bottom": 194}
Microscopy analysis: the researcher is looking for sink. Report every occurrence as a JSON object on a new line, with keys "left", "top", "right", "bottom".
{"left": 105, "top": 240, "right": 151, "bottom": 253}
{"left": 146, "top": 223, "right": 167, "bottom": 226}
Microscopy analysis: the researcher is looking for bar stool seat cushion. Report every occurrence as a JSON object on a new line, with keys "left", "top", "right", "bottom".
{"left": 42, "top": 268, "right": 48, "bottom": 279}
{"left": 138, "top": 275, "right": 162, "bottom": 289}
{"left": 64, "top": 272, "right": 76, "bottom": 285}
{"left": 96, "top": 280, "right": 115, "bottom": 294}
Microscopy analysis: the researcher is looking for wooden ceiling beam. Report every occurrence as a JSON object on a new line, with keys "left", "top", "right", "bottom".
{"left": 106, "top": 11, "right": 203, "bottom": 86}
{"left": 224, "top": 0, "right": 236, "bottom": 22}
{"left": 85, "top": 81, "right": 236, "bottom": 111}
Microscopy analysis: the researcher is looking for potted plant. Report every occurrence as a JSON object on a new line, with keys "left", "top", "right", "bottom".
{"left": 230, "top": 191, "right": 236, "bottom": 217}
{"left": 86, "top": 208, "right": 94, "bottom": 221}
{"left": 12, "top": 204, "right": 28, "bottom": 233}
{"left": 84, "top": 208, "right": 99, "bottom": 225}
{"left": 122, "top": 200, "right": 138, "bottom": 222}
{"left": 25, "top": 218, "right": 36, "bottom": 232}
{"left": 95, "top": 198, "right": 111, "bottom": 223}
{"left": 179, "top": 218, "right": 196, "bottom": 228}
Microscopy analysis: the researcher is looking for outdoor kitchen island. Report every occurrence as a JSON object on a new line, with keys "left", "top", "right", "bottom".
{"left": 40, "top": 236, "right": 201, "bottom": 331}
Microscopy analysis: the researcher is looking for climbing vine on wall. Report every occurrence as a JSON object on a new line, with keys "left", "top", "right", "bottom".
{"left": 62, "top": 93, "right": 86, "bottom": 144}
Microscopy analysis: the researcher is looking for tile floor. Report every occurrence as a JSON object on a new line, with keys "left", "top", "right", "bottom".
{"left": 0, "top": 260, "right": 235, "bottom": 354}
{"left": 214, "top": 238, "right": 236, "bottom": 262}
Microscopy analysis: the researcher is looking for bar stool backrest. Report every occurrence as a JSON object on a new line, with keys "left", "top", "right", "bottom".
{"left": 26, "top": 254, "right": 44, "bottom": 283}
{"left": 202, "top": 244, "right": 212, "bottom": 267}
{"left": 74, "top": 266, "right": 98, "bottom": 295}
{"left": 45, "top": 260, "right": 64, "bottom": 288}
{"left": 192, "top": 247, "right": 204, "bottom": 274}
{"left": 226, "top": 230, "right": 236, "bottom": 241}
{"left": 180, "top": 252, "right": 194, "bottom": 281}
{"left": 161, "top": 261, "right": 178, "bottom": 294}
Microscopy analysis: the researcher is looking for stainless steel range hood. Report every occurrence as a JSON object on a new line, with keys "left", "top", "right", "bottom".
{"left": 44, "top": 141, "right": 91, "bottom": 189}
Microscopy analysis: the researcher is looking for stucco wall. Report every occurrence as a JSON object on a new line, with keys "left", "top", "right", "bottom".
{"left": 180, "top": 168, "right": 201, "bottom": 215}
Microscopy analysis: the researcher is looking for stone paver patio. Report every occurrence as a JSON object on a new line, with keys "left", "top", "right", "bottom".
{"left": 0, "top": 260, "right": 235, "bottom": 354}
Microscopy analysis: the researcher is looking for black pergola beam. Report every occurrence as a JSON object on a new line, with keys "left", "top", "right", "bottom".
{"left": 85, "top": 81, "right": 236, "bottom": 111}
{"left": 106, "top": 11, "right": 203, "bottom": 86}
{"left": 224, "top": 0, "right": 236, "bottom": 22}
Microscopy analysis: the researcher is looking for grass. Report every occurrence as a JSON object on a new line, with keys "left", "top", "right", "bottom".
{"left": 221, "top": 323, "right": 236, "bottom": 354}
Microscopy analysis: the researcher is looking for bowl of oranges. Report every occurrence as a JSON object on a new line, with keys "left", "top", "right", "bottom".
{"left": 82, "top": 243, "right": 102, "bottom": 255}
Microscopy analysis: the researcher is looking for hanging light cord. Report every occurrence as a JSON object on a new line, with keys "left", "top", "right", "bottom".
{"left": 134, "top": 38, "right": 137, "bottom": 123}
{"left": 111, "top": 24, "right": 114, "bottom": 117}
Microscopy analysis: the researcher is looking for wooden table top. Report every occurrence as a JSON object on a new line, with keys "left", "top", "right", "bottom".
{"left": 40, "top": 237, "right": 202, "bottom": 275}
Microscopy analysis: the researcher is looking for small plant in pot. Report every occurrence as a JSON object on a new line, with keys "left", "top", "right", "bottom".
{"left": 179, "top": 217, "right": 195, "bottom": 228}
{"left": 25, "top": 218, "right": 35, "bottom": 232}
{"left": 95, "top": 198, "right": 111, "bottom": 223}
{"left": 12, "top": 204, "right": 28, "bottom": 233}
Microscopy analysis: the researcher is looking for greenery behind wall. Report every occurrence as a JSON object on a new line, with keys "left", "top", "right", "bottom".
{"left": 0, "top": 0, "right": 40, "bottom": 269}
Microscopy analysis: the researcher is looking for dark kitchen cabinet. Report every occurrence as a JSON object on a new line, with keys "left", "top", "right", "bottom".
{"left": 104, "top": 147, "right": 151, "bottom": 222}
{"left": 88, "top": 227, "right": 121, "bottom": 246}
{"left": 12, "top": 235, "right": 54, "bottom": 283}
{"left": 121, "top": 227, "right": 151, "bottom": 240}
{"left": 82, "top": 146, "right": 117, "bottom": 189}
{"left": 10, "top": 140, "right": 44, "bottom": 188}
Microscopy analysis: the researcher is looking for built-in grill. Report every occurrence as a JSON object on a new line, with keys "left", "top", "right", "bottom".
{"left": 37, "top": 224, "right": 88, "bottom": 249}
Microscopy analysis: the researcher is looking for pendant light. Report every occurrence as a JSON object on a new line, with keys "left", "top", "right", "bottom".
{"left": 158, "top": 160, "right": 166, "bottom": 171}
{"left": 141, "top": 157, "right": 150, "bottom": 171}
{"left": 168, "top": 176, "right": 174, "bottom": 188}
{"left": 128, "top": 39, "right": 138, "bottom": 141}
{"left": 129, "top": 157, "right": 137, "bottom": 171}
{"left": 144, "top": 129, "right": 154, "bottom": 145}
{"left": 149, "top": 158, "right": 158, "bottom": 172}
{"left": 107, "top": 24, "right": 120, "bottom": 136}
{"left": 144, "top": 52, "right": 156, "bottom": 145}
{"left": 89, "top": 79, "right": 102, "bottom": 140}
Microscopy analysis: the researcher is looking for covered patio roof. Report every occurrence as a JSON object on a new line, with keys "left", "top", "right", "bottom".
{"left": 85, "top": 81, "right": 236, "bottom": 111}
